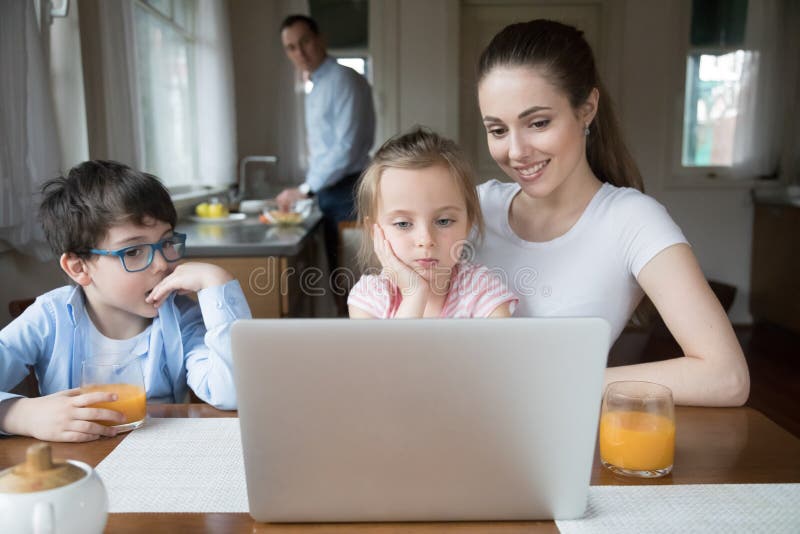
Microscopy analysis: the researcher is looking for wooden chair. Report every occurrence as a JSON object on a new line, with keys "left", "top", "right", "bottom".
{"left": 9, "top": 298, "right": 35, "bottom": 318}
{"left": 337, "top": 220, "right": 361, "bottom": 277}
{"left": 334, "top": 221, "right": 362, "bottom": 316}
{"left": 8, "top": 298, "right": 40, "bottom": 397}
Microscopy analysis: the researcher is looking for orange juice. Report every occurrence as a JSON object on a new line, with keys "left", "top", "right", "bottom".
{"left": 83, "top": 383, "right": 146, "bottom": 426}
{"left": 599, "top": 410, "right": 675, "bottom": 471}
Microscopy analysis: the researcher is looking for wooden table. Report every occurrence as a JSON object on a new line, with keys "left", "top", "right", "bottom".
{"left": 3, "top": 405, "right": 799, "bottom": 533}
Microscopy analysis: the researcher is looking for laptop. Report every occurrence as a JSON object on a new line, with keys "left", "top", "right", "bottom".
{"left": 231, "top": 318, "right": 610, "bottom": 522}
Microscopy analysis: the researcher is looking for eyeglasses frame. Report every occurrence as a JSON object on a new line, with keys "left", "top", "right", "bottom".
{"left": 88, "top": 232, "right": 187, "bottom": 273}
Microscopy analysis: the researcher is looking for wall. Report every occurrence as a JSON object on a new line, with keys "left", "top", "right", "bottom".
{"left": 618, "top": 0, "right": 773, "bottom": 324}
{"left": 228, "top": 0, "right": 306, "bottom": 187}
{"left": 395, "top": 0, "right": 460, "bottom": 139}
{"left": 0, "top": 252, "right": 65, "bottom": 327}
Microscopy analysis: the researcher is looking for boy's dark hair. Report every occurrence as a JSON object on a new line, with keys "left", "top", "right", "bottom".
{"left": 280, "top": 14, "right": 320, "bottom": 35}
{"left": 39, "top": 160, "right": 176, "bottom": 258}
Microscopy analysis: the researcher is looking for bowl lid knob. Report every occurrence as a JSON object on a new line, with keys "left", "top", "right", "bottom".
{"left": 0, "top": 443, "right": 86, "bottom": 493}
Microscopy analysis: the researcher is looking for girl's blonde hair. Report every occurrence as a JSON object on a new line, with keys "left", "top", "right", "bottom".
{"left": 355, "top": 127, "right": 485, "bottom": 272}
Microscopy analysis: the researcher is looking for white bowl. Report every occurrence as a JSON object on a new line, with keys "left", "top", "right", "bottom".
{"left": 0, "top": 460, "right": 108, "bottom": 534}
{"left": 239, "top": 200, "right": 268, "bottom": 214}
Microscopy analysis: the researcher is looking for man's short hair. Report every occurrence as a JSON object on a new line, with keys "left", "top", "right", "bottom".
{"left": 280, "top": 14, "right": 320, "bottom": 35}
{"left": 39, "top": 160, "right": 177, "bottom": 258}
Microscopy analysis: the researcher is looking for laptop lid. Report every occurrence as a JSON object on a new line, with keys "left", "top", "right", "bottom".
{"left": 232, "top": 318, "right": 610, "bottom": 522}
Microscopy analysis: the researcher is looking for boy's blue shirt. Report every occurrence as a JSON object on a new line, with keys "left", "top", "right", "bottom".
{"left": 0, "top": 280, "right": 251, "bottom": 421}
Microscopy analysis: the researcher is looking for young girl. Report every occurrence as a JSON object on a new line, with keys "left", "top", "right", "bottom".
{"left": 474, "top": 19, "right": 749, "bottom": 406}
{"left": 347, "top": 127, "right": 517, "bottom": 319}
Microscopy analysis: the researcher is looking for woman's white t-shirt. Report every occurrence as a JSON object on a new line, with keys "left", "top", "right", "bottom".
{"left": 474, "top": 180, "right": 688, "bottom": 342}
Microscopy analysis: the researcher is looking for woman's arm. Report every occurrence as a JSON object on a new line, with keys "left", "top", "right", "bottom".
{"left": 604, "top": 243, "right": 750, "bottom": 406}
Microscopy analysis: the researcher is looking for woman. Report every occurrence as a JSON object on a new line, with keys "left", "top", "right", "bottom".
{"left": 474, "top": 19, "right": 749, "bottom": 406}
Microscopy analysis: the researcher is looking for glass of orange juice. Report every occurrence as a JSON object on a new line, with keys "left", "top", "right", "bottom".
{"left": 81, "top": 358, "right": 146, "bottom": 432}
{"left": 599, "top": 381, "right": 675, "bottom": 478}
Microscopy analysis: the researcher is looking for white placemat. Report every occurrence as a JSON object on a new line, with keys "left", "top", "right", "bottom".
{"left": 95, "top": 417, "right": 248, "bottom": 513}
{"left": 96, "top": 423, "right": 800, "bottom": 527}
{"left": 556, "top": 484, "right": 800, "bottom": 534}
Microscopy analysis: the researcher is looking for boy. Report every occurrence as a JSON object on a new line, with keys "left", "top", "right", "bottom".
{"left": 0, "top": 160, "right": 251, "bottom": 442}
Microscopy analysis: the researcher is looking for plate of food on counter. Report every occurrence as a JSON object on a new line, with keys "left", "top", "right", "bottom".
{"left": 258, "top": 199, "right": 313, "bottom": 226}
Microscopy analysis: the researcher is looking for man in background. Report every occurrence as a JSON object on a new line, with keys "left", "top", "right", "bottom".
{"left": 277, "top": 14, "right": 375, "bottom": 313}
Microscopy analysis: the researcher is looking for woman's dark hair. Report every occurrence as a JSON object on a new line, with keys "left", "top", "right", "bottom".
{"left": 477, "top": 19, "right": 643, "bottom": 191}
{"left": 38, "top": 160, "right": 176, "bottom": 257}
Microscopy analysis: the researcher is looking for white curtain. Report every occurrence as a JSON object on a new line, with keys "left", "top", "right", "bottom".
{"left": 84, "top": 1, "right": 140, "bottom": 166}
{"left": 731, "top": 0, "right": 781, "bottom": 179}
{"left": 0, "top": 1, "right": 60, "bottom": 259}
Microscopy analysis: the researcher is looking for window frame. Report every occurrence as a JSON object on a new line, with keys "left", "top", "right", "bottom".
{"left": 667, "top": 0, "right": 779, "bottom": 189}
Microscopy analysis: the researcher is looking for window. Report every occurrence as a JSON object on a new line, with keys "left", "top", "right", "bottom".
{"left": 680, "top": 0, "right": 748, "bottom": 171}
{"left": 133, "top": 0, "right": 197, "bottom": 188}
{"left": 682, "top": 51, "right": 745, "bottom": 167}
{"left": 336, "top": 57, "right": 367, "bottom": 76}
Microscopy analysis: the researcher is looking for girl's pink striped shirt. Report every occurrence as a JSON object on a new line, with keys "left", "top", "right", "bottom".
{"left": 347, "top": 263, "right": 518, "bottom": 318}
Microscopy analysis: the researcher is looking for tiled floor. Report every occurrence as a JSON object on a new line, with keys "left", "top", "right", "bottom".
{"left": 610, "top": 323, "right": 800, "bottom": 438}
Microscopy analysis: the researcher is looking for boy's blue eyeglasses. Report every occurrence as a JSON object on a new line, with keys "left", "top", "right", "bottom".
{"left": 89, "top": 233, "right": 187, "bottom": 273}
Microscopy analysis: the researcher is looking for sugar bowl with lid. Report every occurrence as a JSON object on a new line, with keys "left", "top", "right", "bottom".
{"left": 0, "top": 443, "right": 108, "bottom": 534}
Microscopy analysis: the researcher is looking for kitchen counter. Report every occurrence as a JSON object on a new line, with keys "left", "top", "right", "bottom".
{"left": 175, "top": 211, "right": 324, "bottom": 318}
{"left": 176, "top": 211, "right": 322, "bottom": 257}
{"left": 750, "top": 187, "right": 800, "bottom": 333}
{"left": 752, "top": 186, "right": 800, "bottom": 208}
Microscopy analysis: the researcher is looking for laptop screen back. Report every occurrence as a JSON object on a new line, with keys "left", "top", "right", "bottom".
{"left": 232, "top": 318, "right": 610, "bottom": 522}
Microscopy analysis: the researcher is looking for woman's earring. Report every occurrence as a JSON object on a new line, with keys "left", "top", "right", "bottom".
{"left": 458, "top": 239, "right": 476, "bottom": 263}
{"left": 584, "top": 124, "right": 590, "bottom": 136}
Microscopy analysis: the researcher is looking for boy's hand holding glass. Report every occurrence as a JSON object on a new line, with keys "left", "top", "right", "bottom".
{"left": 81, "top": 358, "right": 146, "bottom": 433}
{"left": 1, "top": 388, "right": 124, "bottom": 442}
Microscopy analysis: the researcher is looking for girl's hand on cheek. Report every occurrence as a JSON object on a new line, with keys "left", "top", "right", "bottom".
{"left": 372, "top": 224, "right": 427, "bottom": 297}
